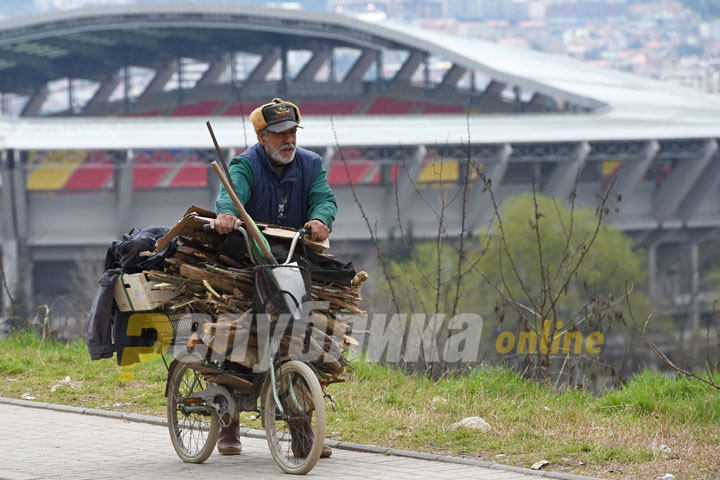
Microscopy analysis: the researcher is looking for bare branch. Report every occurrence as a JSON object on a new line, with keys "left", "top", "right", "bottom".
{"left": 625, "top": 281, "right": 720, "bottom": 390}
{"left": 330, "top": 117, "right": 401, "bottom": 314}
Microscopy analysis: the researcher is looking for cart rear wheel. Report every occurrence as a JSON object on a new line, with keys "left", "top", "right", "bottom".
{"left": 263, "top": 360, "right": 326, "bottom": 475}
{"left": 167, "top": 362, "right": 220, "bottom": 463}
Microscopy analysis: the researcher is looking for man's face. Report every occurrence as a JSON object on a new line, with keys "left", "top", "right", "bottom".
{"left": 258, "top": 127, "right": 297, "bottom": 165}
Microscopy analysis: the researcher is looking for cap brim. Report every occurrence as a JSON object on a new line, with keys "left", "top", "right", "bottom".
{"left": 266, "top": 120, "right": 302, "bottom": 133}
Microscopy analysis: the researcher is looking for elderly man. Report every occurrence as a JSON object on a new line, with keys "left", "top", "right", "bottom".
{"left": 212, "top": 98, "right": 336, "bottom": 242}
{"left": 211, "top": 98, "right": 335, "bottom": 458}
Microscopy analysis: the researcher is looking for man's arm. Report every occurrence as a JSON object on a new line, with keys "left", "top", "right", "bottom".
{"left": 213, "top": 156, "right": 254, "bottom": 234}
{"left": 306, "top": 166, "right": 337, "bottom": 232}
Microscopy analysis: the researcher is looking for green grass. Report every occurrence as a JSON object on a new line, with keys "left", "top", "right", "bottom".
{"left": 0, "top": 331, "right": 718, "bottom": 479}
{"left": 597, "top": 369, "right": 720, "bottom": 423}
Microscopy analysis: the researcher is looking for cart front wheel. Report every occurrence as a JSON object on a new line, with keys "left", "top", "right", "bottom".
{"left": 167, "top": 361, "right": 220, "bottom": 463}
{"left": 263, "top": 360, "right": 326, "bottom": 475}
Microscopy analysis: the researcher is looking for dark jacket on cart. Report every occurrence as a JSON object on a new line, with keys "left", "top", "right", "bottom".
{"left": 86, "top": 226, "right": 173, "bottom": 365}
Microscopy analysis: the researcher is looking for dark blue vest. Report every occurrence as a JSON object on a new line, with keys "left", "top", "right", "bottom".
{"left": 242, "top": 143, "right": 322, "bottom": 229}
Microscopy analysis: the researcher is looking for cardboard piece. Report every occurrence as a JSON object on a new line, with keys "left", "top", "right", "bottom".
{"left": 114, "top": 272, "right": 181, "bottom": 312}
{"left": 153, "top": 206, "right": 330, "bottom": 254}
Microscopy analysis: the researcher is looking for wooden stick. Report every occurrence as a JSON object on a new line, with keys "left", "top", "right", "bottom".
{"left": 210, "top": 161, "right": 277, "bottom": 264}
{"left": 206, "top": 121, "right": 234, "bottom": 189}
{"left": 206, "top": 121, "right": 277, "bottom": 265}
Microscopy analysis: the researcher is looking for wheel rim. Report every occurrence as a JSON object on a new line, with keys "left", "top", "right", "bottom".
{"left": 170, "top": 365, "right": 215, "bottom": 459}
{"left": 265, "top": 362, "right": 325, "bottom": 473}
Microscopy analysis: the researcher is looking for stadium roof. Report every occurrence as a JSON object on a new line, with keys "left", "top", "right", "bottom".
{"left": 1, "top": 3, "right": 720, "bottom": 115}
{"left": 0, "top": 2, "right": 719, "bottom": 147}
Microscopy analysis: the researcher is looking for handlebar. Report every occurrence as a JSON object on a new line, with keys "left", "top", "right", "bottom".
{"left": 284, "top": 228, "right": 306, "bottom": 265}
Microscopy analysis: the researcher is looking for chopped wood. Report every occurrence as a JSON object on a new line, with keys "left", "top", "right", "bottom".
{"left": 150, "top": 208, "right": 364, "bottom": 386}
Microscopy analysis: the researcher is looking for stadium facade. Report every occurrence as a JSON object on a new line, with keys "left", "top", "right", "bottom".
{"left": 1, "top": 3, "right": 720, "bottom": 331}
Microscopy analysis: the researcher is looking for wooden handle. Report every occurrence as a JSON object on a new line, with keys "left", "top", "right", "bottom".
{"left": 211, "top": 161, "right": 277, "bottom": 265}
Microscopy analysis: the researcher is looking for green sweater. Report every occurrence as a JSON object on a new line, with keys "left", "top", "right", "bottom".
{"left": 215, "top": 155, "right": 337, "bottom": 230}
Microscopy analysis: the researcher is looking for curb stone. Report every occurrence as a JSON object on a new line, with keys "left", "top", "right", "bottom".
{"left": 0, "top": 396, "right": 600, "bottom": 480}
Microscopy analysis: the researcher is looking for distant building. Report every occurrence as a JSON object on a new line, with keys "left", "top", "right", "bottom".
{"left": 328, "top": 0, "right": 444, "bottom": 19}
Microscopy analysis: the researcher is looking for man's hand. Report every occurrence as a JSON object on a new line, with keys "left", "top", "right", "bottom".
{"left": 304, "top": 219, "right": 330, "bottom": 242}
{"left": 211, "top": 213, "right": 242, "bottom": 235}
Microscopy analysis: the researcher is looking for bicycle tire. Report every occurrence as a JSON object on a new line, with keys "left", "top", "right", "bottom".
{"left": 263, "top": 360, "right": 326, "bottom": 475}
{"left": 167, "top": 362, "right": 220, "bottom": 463}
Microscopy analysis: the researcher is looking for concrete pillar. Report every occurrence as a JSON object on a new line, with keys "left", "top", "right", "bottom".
{"left": 375, "top": 50, "right": 383, "bottom": 88}
{"left": 655, "top": 139, "right": 718, "bottom": 223}
{"left": 67, "top": 78, "right": 74, "bottom": 115}
{"left": 5, "top": 150, "right": 31, "bottom": 316}
{"left": 543, "top": 142, "right": 591, "bottom": 199}
{"left": 387, "top": 145, "right": 426, "bottom": 236}
{"left": 688, "top": 242, "right": 700, "bottom": 337}
{"left": 116, "top": 149, "right": 134, "bottom": 234}
{"left": 613, "top": 140, "right": 659, "bottom": 201}
{"left": 0, "top": 149, "right": 17, "bottom": 318}
{"left": 648, "top": 244, "right": 657, "bottom": 300}
{"left": 123, "top": 65, "right": 132, "bottom": 113}
{"left": 322, "top": 147, "right": 335, "bottom": 171}
{"left": 468, "top": 143, "right": 512, "bottom": 231}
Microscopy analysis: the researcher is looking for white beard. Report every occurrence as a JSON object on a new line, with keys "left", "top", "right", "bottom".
{"left": 265, "top": 143, "right": 296, "bottom": 165}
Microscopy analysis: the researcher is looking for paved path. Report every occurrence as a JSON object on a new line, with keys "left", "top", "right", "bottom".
{"left": 0, "top": 403, "right": 556, "bottom": 480}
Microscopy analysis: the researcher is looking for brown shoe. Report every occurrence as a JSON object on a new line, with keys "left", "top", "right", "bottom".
{"left": 217, "top": 418, "right": 242, "bottom": 455}
{"left": 320, "top": 445, "right": 332, "bottom": 458}
{"left": 288, "top": 412, "right": 331, "bottom": 458}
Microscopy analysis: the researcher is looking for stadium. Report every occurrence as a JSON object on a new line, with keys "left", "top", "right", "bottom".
{"left": 1, "top": 3, "right": 720, "bottom": 330}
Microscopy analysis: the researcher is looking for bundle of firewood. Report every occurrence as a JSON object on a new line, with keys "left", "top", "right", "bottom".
{"left": 142, "top": 207, "right": 366, "bottom": 386}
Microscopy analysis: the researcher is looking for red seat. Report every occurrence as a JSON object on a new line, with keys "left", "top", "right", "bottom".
{"left": 168, "top": 161, "right": 208, "bottom": 187}
{"left": 328, "top": 162, "right": 371, "bottom": 185}
{"left": 170, "top": 101, "right": 221, "bottom": 116}
{"left": 366, "top": 97, "right": 420, "bottom": 115}
{"left": 299, "top": 101, "right": 359, "bottom": 115}
{"left": 63, "top": 158, "right": 114, "bottom": 190}
{"left": 133, "top": 156, "right": 172, "bottom": 188}
{"left": 223, "top": 103, "right": 263, "bottom": 116}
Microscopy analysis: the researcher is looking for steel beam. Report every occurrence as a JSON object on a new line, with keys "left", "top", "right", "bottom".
{"left": 542, "top": 142, "right": 590, "bottom": 200}
{"left": 195, "top": 53, "right": 230, "bottom": 88}
{"left": 139, "top": 61, "right": 176, "bottom": 99}
{"left": 390, "top": 50, "right": 424, "bottom": 85}
{"left": 655, "top": 139, "right": 719, "bottom": 224}
{"left": 436, "top": 64, "right": 466, "bottom": 92}
{"left": 83, "top": 71, "right": 121, "bottom": 111}
{"left": 295, "top": 47, "right": 329, "bottom": 82}
{"left": 343, "top": 49, "right": 375, "bottom": 82}
{"left": 246, "top": 48, "right": 281, "bottom": 83}
{"left": 19, "top": 86, "right": 48, "bottom": 117}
